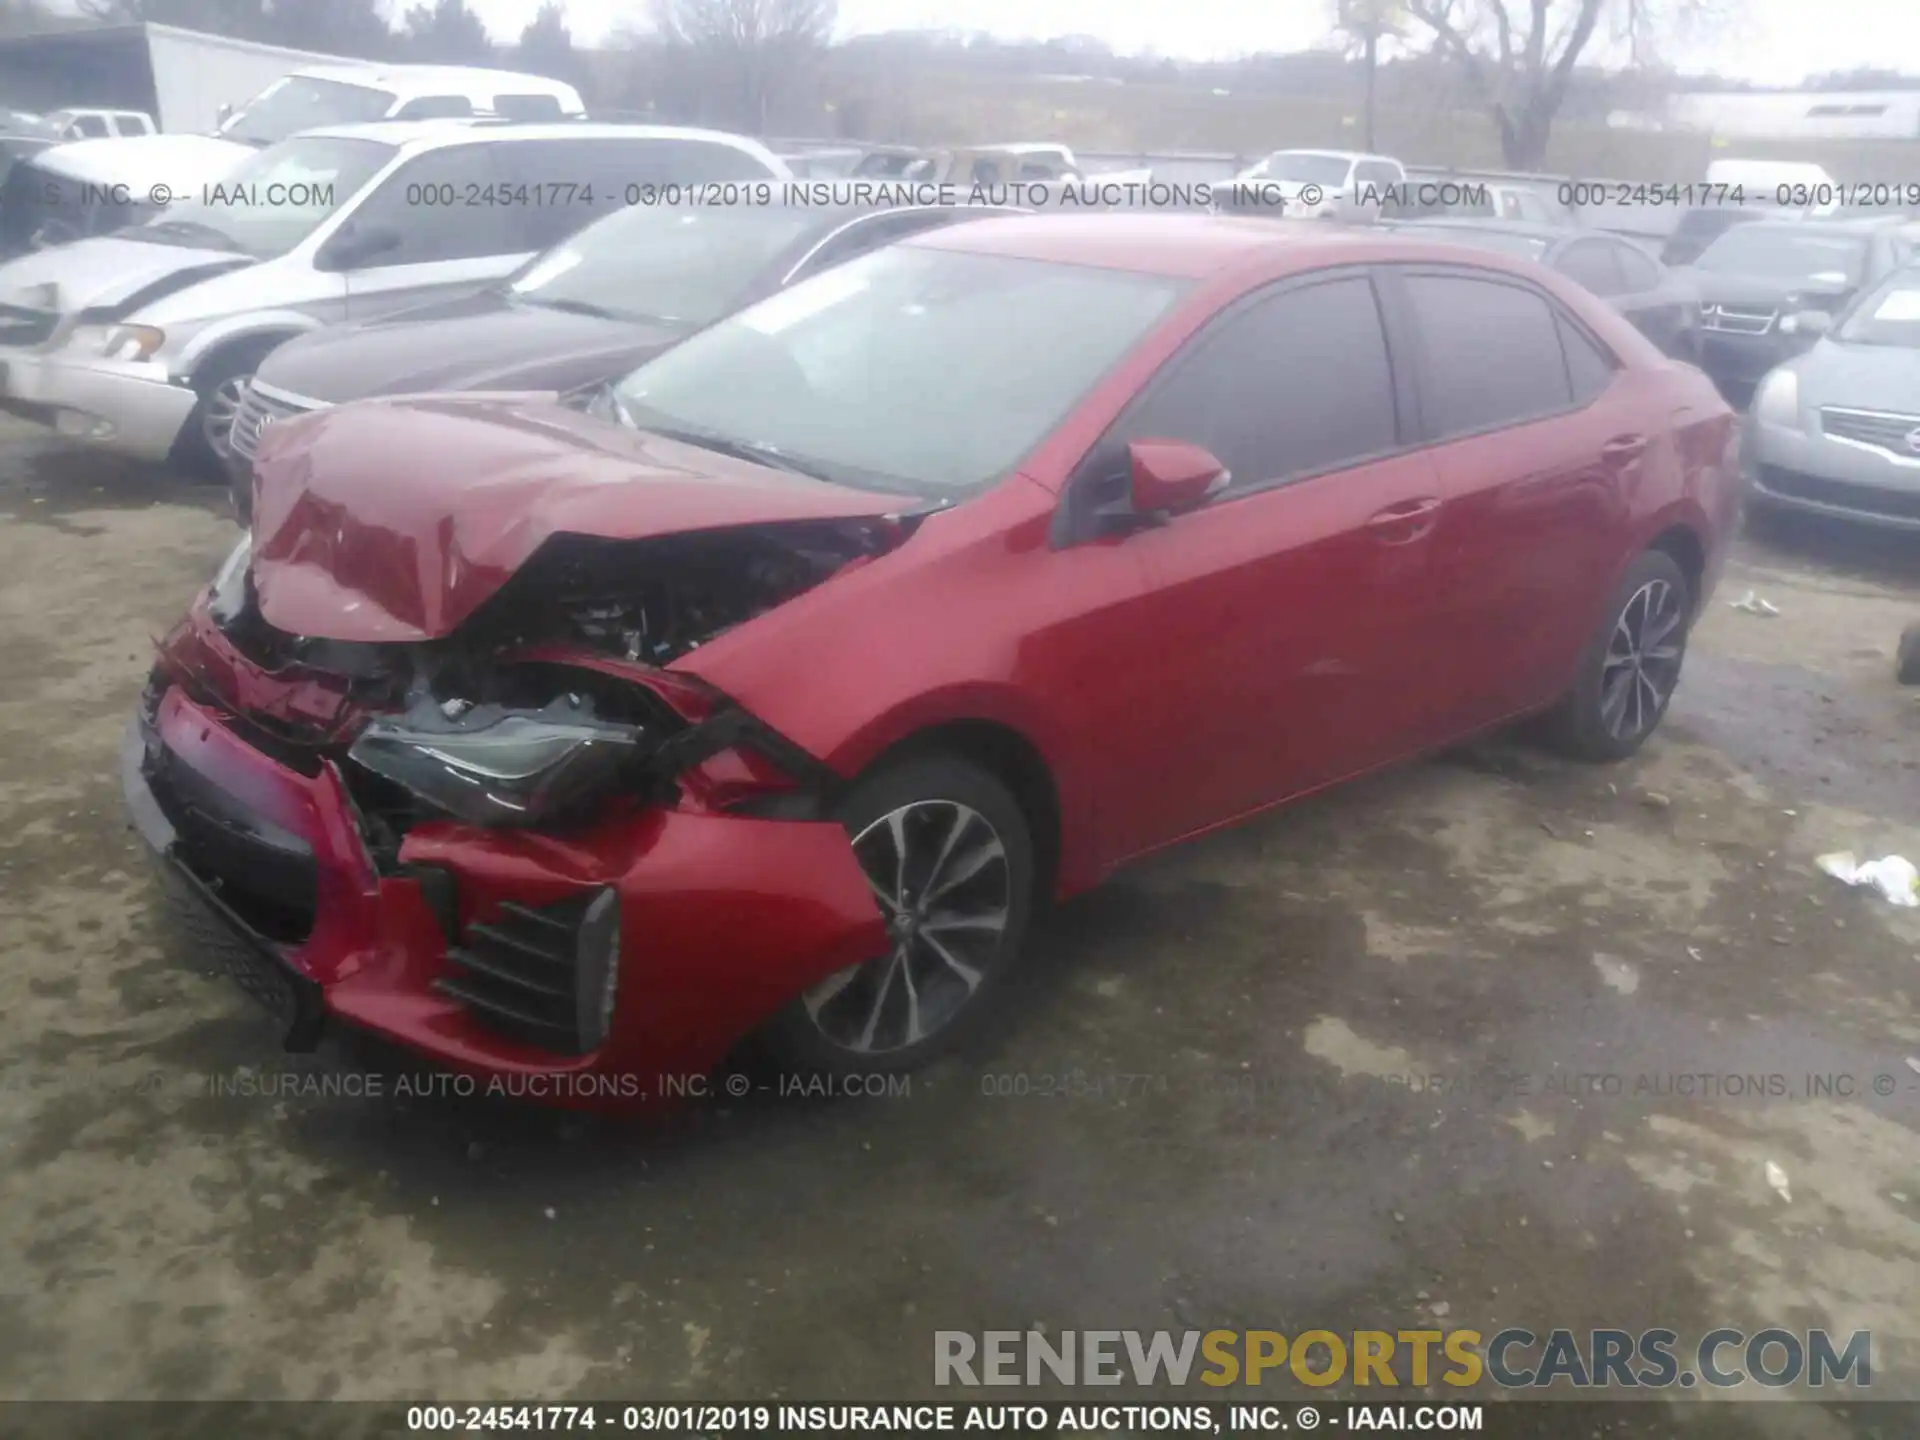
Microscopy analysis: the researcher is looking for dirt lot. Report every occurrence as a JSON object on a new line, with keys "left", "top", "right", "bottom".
{"left": 0, "top": 418, "right": 1917, "bottom": 1428}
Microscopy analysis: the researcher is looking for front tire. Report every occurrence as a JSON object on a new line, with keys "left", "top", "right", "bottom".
{"left": 761, "top": 753, "right": 1035, "bottom": 1077}
{"left": 173, "top": 349, "right": 265, "bottom": 480}
{"left": 1547, "top": 549, "right": 1692, "bottom": 761}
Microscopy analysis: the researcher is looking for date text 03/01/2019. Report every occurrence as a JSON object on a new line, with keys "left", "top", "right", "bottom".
{"left": 402, "top": 1403, "right": 1489, "bottom": 1433}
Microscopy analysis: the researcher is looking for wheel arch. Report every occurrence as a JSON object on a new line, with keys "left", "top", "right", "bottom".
{"left": 853, "top": 718, "right": 1066, "bottom": 906}
{"left": 1645, "top": 520, "right": 1707, "bottom": 614}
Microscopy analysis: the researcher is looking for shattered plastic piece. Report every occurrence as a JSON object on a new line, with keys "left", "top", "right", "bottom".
{"left": 1729, "top": 591, "right": 1781, "bottom": 617}
{"left": 1816, "top": 851, "right": 1920, "bottom": 907}
{"left": 1765, "top": 1161, "right": 1792, "bottom": 1203}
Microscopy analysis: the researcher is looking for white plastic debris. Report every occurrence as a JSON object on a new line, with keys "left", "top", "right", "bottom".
{"left": 1816, "top": 851, "right": 1920, "bottom": 907}
{"left": 1729, "top": 591, "right": 1781, "bottom": 616}
{"left": 1765, "top": 1161, "right": 1792, "bottom": 1203}
{"left": 1906, "top": 1057, "right": 1920, "bottom": 1077}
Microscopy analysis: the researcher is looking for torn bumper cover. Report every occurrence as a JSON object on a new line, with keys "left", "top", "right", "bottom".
{"left": 123, "top": 672, "right": 886, "bottom": 1106}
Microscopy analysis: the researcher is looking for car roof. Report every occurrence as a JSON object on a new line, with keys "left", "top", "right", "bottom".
{"left": 903, "top": 210, "right": 1538, "bottom": 279}
{"left": 1735, "top": 217, "right": 1899, "bottom": 236}
{"left": 298, "top": 119, "right": 777, "bottom": 155}
{"left": 292, "top": 65, "right": 582, "bottom": 100}
{"left": 1265, "top": 148, "right": 1395, "bottom": 163}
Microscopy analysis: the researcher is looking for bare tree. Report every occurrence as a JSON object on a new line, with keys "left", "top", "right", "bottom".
{"left": 650, "top": 0, "right": 837, "bottom": 133}
{"left": 1333, "top": 0, "right": 1406, "bottom": 151}
{"left": 1400, "top": 0, "right": 1715, "bottom": 169}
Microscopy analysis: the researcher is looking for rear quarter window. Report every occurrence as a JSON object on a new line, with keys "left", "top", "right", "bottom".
{"left": 1401, "top": 271, "right": 1582, "bottom": 437}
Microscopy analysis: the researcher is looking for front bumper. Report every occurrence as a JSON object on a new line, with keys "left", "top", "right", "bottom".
{"left": 1700, "top": 328, "right": 1794, "bottom": 393}
{"left": 0, "top": 344, "right": 196, "bottom": 461}
{"left": 1745, "top": 416, "right": 1920, "bottom": 531}
{"left": 123, "top": 678, "right": 887, "bottom": 1107}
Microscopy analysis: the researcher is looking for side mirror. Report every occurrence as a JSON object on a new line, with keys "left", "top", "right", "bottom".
{"left": 319, "top": 222, "right": 402, "bottom": 271}
{"left": 1128, "top": 438, "right": 1228, "bottom": 517}
{"left": 215, "top": 102, "right": 233, "bottom": 126}
{"left": 1780, "top": 309, "right": 1831, "bottom": 339}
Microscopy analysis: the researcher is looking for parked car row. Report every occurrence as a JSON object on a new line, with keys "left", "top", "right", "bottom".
{"left": 98, "top": 181, "right": 1743, "bottom": 1102}
{"left": 0, "top": 118, "right": 788, "bottom": 470}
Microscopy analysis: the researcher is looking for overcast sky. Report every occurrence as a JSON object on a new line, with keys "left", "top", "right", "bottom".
{"left": 456, "top": 0, "right": 1904, "bottom": 87}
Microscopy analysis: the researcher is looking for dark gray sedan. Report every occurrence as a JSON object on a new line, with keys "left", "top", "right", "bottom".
{"left": 1387, "top": 218, "right": 1703, "bottom": 363}
{"left": 226, "top": 198, "right": 1021, "bottom": 515}
{"left": 1745, "top": 266, "right": 1920, "bottom": 531}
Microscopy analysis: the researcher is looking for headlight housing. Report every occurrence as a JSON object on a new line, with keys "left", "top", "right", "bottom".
{"left": 206, "top": 535, "right": 251, "bottom": 624}
{"left": 348, "top": 698, "right": 648, "bottom": 829}
{"left": 67, "top": 322, "right": 165, "bottom": 362}
{"left": 1753, "top": 368, "right": 1801, "bottom": 429}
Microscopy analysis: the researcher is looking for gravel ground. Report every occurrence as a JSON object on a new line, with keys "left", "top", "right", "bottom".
{"left": 0, "top": 421, "right": 1916, "bottom": 1435}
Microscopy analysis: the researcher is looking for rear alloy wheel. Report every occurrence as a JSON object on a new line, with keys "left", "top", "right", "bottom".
{"left": 1548, "top": 549, "right": 1692, "bottom": 761}
{"left": 763, "top": 755, "right": 1033, "bottom": 1076}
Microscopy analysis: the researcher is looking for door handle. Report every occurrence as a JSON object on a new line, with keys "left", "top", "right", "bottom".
{"left": 1365, "top": 496, "right": 1442, "bottom": 541}
{"left": 1602, "top": 434, "right": 1648, "bottom": 465}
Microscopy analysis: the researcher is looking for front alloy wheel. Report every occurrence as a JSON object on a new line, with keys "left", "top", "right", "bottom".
{"left": 201, "top": 375, "right": 250, "bottom": 461}
{"left": 764, "top": 754, "right": 1034, "bottom": 1076}
{"left": 804, "top": 800, "right": 1011, "bottom": 1055}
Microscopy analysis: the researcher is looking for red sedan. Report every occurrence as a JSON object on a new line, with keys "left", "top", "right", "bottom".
{"left": 125, "top": 213, "right": 1741, "bottom": 1104}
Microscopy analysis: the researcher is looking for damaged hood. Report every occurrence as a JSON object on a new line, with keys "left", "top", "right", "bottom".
{"left": 251, "top": 290, "right": 683, "bottom": 406}
{"left": 0, "top": 234, "right": 250, "bottom": 316}
{"left": 249, "top": 394, "right": 916, "bottom": 644}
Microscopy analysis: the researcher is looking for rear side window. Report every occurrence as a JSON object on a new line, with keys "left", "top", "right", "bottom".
{"left": 392, "top": 95, "right": 474, "bottom": 119}
{"left": 494, "top": 94, "right": 566, "bottom": 120}
{"left": 626, "top": 138, "right": 781, "bottom": 184}
{"left": 1558, "top": 316, "right": 1617, "bottom": 404}
{"left": 1403, "top": 272, "right": 1576, "bottom": 436}
{"left": 1557, "top": 240, "right": 1626, "bottom": 297}
{"left": 69, "top": 114, "right": 108, "bottom": 138}
{"left": 1117, "top": 274, "right": 1400, "bottom": 492}
{"left": 1613, "top": 242, "right": 1663, "bottom": 292}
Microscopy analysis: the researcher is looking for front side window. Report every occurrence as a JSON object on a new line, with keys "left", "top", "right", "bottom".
{"left": 1112, "top": 275, "right": 1400, "bottom": 493}
{"left": 218, "top": 77, "right": 397, "bottom": 146}
{"left": 610, "top": 245, "right": 1188, "bottom": 499}
{"left": 337, "top": 145, "right": 521, "bottom": 264}
{"left": 128, "top": 136, "right": 395, "bottom": 260}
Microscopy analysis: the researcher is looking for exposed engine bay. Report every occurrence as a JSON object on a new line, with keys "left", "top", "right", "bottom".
{"left": 167, "top": 521, "right": 901, "bottom": 858}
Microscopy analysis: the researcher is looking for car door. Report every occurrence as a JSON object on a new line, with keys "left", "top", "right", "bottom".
{"left": 322, "top": 142, "right": 536, "bottom": 323}
{"left": 1383, "top": 265, "right": 1637, "bottom": 731}
{"left": 1055, "top": 268, "right": 1447, "bottom": 860}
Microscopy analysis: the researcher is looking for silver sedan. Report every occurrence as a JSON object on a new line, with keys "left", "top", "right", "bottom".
{"left": 1745, "top": 266, "right": 1920, "bottom": 530}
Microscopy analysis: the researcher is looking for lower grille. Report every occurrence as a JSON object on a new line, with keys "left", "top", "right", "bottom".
{"left": 438, "top": 896, "right": 609, "bottom": 1055}
{"left": 151, "top": 859, "right": 310, "bottom": 1030}
{"left": 1703, "top": 305, "right": 1776, "bottom": 335}
{"left": 142, "top": 735, "right": 319, "bottom": 943}
{"left": 1759, "top": 464, "right": 1920, "bottom": 520}
{"left": 229, "top": 382, "right": 320, "bottom": 461}
{"left": 1818, "top": 406, "right": 1920, "bottom": 458}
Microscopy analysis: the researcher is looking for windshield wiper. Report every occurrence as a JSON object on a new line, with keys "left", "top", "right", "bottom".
{"left": 515, "top": 294, "right": 622, "bottom": 321}
{"left": 136, "top": 219, "right": 243, "bottom": 253}
{"left": 633, "top": 418, "right": 837, "bottom": 483}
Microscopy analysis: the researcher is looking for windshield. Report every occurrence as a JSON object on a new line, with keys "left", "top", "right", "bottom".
{"left": 127, "top": 136, "right": 394, "bottom": 260}
{"left": 609, "top": 245, "right": 1188, "bottom": 500}
{"left": 218, "top": 76, "right": 395, "bottom": 147}
{"left": 1835, "top": 270, "right": 1920, "bottom": 346}
{"left": 1250, "top": 152, "right": 1354, "bottom": 186}
{"left": 1693, "top": 226, "right": 1868, "bottom": 285}
{"left": 510, "top": 204, "right": 826, "bottom": 328}
{"left": 1402, "top": 226, "right": 1550, "bottom": 259}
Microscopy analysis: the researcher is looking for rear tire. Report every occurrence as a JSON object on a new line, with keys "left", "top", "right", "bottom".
{"left": 1546, "top": 549, "right": 1692, "bottom": 762}
{"left": 760, "top": 753, "right": 1035, "bottom": 1077}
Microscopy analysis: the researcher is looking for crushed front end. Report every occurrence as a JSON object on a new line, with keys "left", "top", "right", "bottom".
{"left": 125, "top": 525, "right": 894, "bottom": 1106}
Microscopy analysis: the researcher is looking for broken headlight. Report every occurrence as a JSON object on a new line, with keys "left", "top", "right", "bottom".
{"left": 348, "top": 698, "right": 647, "bottom": 829}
